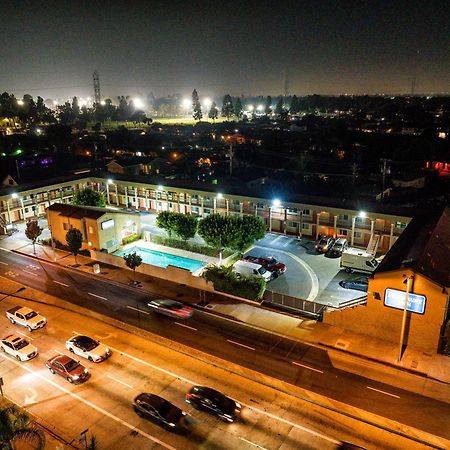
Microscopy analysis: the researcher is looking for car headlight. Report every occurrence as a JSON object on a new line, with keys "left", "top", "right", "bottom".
{"left": 169, "top": 423, "right": 176, "bottom": 427}
{"left": 235, "top": 402, "right": 241, "bottom": 409}
{"left": 72, "top": 375, "right": 80, "bottom": 380}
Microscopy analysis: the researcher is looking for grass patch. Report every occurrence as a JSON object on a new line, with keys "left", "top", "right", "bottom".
{"left": 152, "top": 236, "right": 233, "bottom": 258}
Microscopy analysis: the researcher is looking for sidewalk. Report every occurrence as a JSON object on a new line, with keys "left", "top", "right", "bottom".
{"left": 4, "top": 236, "right": 450, "bottom": 387}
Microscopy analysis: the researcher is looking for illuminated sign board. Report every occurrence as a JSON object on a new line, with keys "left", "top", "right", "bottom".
{"left": 101, "top": 219, "right": 114, "bottom": 230}
{"left": 384, "top": 288, "right": 426, "bottom": 314}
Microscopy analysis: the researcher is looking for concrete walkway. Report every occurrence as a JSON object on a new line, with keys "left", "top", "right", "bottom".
{"left": 2, "top": 231, "right": 450, "bottom": 387}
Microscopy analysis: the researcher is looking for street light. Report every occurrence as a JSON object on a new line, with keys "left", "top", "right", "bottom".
{"left": 17, "top": 100, "right": 24, "bottom": 106}
{"left": 133, "top": 98, "right": 144, "bottom": 109}
{"left": 358, "top": 211, "right": 367, "bottom": 218}
{"left": 272, "top": 198, "right": 281, "bottom": 208}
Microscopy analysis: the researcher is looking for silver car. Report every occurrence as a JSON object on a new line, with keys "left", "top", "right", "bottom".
{"left": 65, "top": 335, "right": 111, "bottom": 362}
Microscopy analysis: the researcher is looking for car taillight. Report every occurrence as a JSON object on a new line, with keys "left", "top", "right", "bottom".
{"left": 186, "top": 393, "right": 192, "bottom": 399}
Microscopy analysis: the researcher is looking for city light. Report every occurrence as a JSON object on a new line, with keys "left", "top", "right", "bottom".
{"left": 272, "top": 199, "right": 281, "bottom": 207}
{"left": 11, "top": 193, "right": 18, "bottom": 199}
{"left": 217, "top": 193, "right": 223, "bottom": 199}
{"left": 182, "top": 98, "right": 191, "bottom": 109}
{"left": 17, "top": 100, "right": 24, "bottom": 106}
{"left": 203, "top": 98, "right": 212, "bottom": 109}
{"left": 359, "top": 211, "right": 367, "bottom": 218}
{"left": 247, "top": 105, "right": 254, "bottom": 111}
{"left": 133, "top": 98, "right": 145, "bottom": 109}
{"left": 157, "top": 185, "right": 163, "bottom": 191}
{"left": 107, "top": 179, "right": 113, "bottom": 184}
{"left": 257, "top": 104, "right": 264, "bottom": 112}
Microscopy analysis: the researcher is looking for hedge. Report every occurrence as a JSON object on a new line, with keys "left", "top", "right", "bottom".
{"left": 41, "top": 237, "right": 91, "bottom": 257}
{"left": 122, "top": 233, "right": 142, "bottom": 245}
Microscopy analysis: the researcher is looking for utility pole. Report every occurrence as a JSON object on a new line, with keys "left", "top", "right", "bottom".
{"left": 93, "top": 71, "right": 101, "bottom": 105}
{"left": 380, "top": 158, "right": 391, "bottom": 200}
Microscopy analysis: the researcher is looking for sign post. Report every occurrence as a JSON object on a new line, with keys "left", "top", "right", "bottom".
{"left": 0, "top": 377, "right": 4, "bottom": 396}
{"left": 398, "top": 275, "right": 414, "bottom": 362}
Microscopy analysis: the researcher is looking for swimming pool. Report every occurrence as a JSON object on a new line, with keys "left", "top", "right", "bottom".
{"left": 115, "top": 246, "right": 204, "bottom": 272}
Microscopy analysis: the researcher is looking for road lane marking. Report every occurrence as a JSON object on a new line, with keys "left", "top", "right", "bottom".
{"left": 174, "top": 322, "right": 197, "bottom": 331}
{"left": 53, "top": 349, "right": 65, "bottom": 355}
{"left": 292, "top": 361, "right": 324, "bottom": 374}
{"left": 17, "top": 331, "right": 33, "bottom": 340}
{"left": 107, "top": 375, "right": 133, "bottom": 389}
{"left": 0, "top": 261, "right": 9, "bottom": 265}
{"left": 366, "top": 386, "right": 400, "bottom": 398}
{"left": 239, "top": 437, "right": 269, "bottom": 450}
{"left": 22, "top": 270, "right": 38, "bottom": 276}
{"left": 227, "top": 340, "right": 255, "bottom": 351}
{"left": 5, "top": 357, "right": 177, "bottom": 450}
{"left": 53, "top": 280, "right": 69, "bottom": 287}
{"left": 126, "top": 305, "right": 150, "bottom": 314}
{"left": 88, "top": 292, "right": 108, "bottom": 301}
{"left": 0, "top": 248, "right": 12, "bottom": 253}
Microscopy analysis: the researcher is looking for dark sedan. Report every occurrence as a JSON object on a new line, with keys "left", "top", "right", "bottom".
{"left": 185, "top": 386, "right": 241, "bottom": 422}
{"left": 133, "top": 393, "right": 186, "bottom": 431}
{"left": 339, "top": 277, "right": 369, "bottom": 292}
{"left": 147, "top": 299, "right": 194, "bottom": 319}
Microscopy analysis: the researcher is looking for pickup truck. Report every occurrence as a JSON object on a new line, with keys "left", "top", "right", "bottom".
{"left": 6, "top": 306, "right": 47, "bottom": 331}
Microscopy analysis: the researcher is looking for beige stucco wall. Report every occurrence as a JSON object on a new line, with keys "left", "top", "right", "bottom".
{"left": 324, "top": 268, "right": 449, "bottom": 354}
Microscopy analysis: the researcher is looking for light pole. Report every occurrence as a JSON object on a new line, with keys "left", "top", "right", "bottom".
{"left": 398, "top": 274, "right": 414, "bottom": 362}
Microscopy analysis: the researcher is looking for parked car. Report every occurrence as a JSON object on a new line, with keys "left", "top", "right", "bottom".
{"left": 1, "top": 334, "right": 38, "bottom": 361}
{"left": 6, "top": 306, "right": 46, "bottom": 332}
{"left": 327, "top": 238, "right": 348, "bottom": 257}
{"left": 133, "top": 393, "right": 187, "bottom": 431}
{"left": 339, "top": 277, "right": 369, "bottom": 292}
{"left": 185, "top": 386, "right": 241, "bottom": 422}
{"left": 315, "top": 236, "right": 335, "bottom": 253}
{"left": 243, "top": 255, "right": 286, "bottom": 276}
{"left": 66, "top": 335, "right": 111, "bottom": 362}
{"left": 147, "top": 299, "right": 194, "bottom": 319}
{"left": 46, "top": 355, "right": 89, "bottom": 383}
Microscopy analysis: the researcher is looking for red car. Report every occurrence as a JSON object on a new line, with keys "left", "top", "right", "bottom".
{"left": 243, "top": 255, "right": 286, "bottom": 276}
{"left": 46, "top": 355, "right": 89, "bottom": 383}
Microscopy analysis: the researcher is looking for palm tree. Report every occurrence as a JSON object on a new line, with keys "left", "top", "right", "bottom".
{"left": 0, "top": 404, "right": 45, "bottom": 450}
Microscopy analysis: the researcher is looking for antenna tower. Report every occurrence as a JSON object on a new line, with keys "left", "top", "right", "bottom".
{"left": 93, "top": 71, "right": 101, "bottom": 104}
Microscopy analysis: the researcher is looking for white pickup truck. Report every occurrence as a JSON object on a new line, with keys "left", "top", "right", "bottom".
{"left": 6, "top": 306, "right": 47, "bottom": 331}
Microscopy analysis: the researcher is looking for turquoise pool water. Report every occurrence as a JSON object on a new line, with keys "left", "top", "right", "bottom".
{"left": 116, "top": 246, "right": 204, "bottom": 272}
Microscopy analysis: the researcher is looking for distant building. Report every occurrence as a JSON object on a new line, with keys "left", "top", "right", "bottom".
{"left": 325, "top": 208, "right": 450, "bottom": 355}
{"left": 106, "top": 158, "right": 151, "bottom": 175}
{"left": 47, "top": 203, "right": 141, "bottom": 254}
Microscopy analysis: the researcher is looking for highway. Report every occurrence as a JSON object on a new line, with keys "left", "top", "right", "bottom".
{"left": 0, "top": 248, "right": 449, "bottom": 446}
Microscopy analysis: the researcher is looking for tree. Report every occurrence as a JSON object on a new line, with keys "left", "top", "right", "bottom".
{"left": 72, "top": 188, "right": 106, "bottom": 207}
{"left": 192, "top": 89, "right": 202, "bottom": 121}
{"left": 0, "top": 404, "right": 45, "bottom": 450}
{"left": 174, "top": 214, "right": 198, "bottom": 240}
{"left": 234, "top": 98, "right": 243, "bottom": 118}
{"left": 291, "top": 151, "right": 312, "bottom": 171}
{"left": 208, "top": 102, "right": 218, "bottom": 121}
{"left": 265, "top": 96, "right": 272, "bottom": 115}
{"left": 235, "top": 215, "right": 266, "bottom": 251}
{"left": 221, "top": 95, "right": 234, "bottom": 119}
{"left": 290, "top": 95, "right": 300, "bottom": 114}
{"left": 66, "top": 227, "right": 83, "bottom": 265}
{"left": 197, "top": 214, "right": 241, "bottom": 250}
{"left": 155, "top": 211, "right": 178, "bottom": 238}
{"left": 25, "top": 219, "right": 43, "bottom": 254}
{"left": 275, "top": 98, "right": 284, "bottom": 116}
{"left": 123, "top": 251, "right": 142, "bottom": 284}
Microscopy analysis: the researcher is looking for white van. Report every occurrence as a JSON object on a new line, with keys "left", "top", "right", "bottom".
{"left": 233, "top": 260, "right": 272, "bottom": 282}
{"left": 340, "top": 248, "right": 379, "bottom": 274}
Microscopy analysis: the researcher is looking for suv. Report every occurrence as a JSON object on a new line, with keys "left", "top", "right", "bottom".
{"left": 315, "top": 236, "right": 335, "bottom": 253}
{"left": 185, "top": 386, "right": 241, "bottom": 422}
{"left": 243, "top": 255, "right": 286, "bottom": 276}
{"left": 1, "top": 334, "right": 38, "bottom": 361}
{"left": 328, "top": 238, "right": 348, "bottom": 257}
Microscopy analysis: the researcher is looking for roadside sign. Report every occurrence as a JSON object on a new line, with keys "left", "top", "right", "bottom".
{"left": 384, "top": 288, "right": 426, "bottom": 314}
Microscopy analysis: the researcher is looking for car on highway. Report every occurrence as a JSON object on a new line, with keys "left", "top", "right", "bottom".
{"left": 147, "top": 299, "right": 194, "bottom": 319}
{"left": 65, "top": 335, "right": 111, "bottom": 362}
{"left": 243, "top": 255, "right": 287, "bottom": 276}
{"left": 46, "top": 355, "right": 89, "bottom": 383}
{"left": 185, "top": 386, "right": 241, "bottom": 422}
{"left": 133, "top": 393, "right": 187, "bottom": 431}
{"left": 6, "top": 306, "right": 46, "bottom": 332}
{"left": 0, "top": 334, "right": 38, "bottom": 361}
{"left": 315, "top": 236, "right": 335, "bottom": 253}
{"left": 339, "top": 277, "right": 369, "bottom": 292}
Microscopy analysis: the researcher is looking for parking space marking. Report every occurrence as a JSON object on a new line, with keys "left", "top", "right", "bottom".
{"left": 366, "top": 386, "right": 400, "bottom": 399}
{"left": 88, "top": 292, "right": 108, "bottom": 301}
{"left": 17, "top": 331, "right": 33, "bottom": 340}
{"left": 292, "top": 361, "right": 323, "bottom": 374}
{"left": 227, "top": 340, "right": 255, "bottom": 351}
{"left": 270, "top": 235, "right": 284, "bottom": 245}
{"left": 174, "top": 322, "right": 197, "bottom": 331}
{"left": 107, "top": 375, "right": 133, "bottom": 389}
{"left": 54, "top": 280, "right": 69, "bottom": 287}
{"left": 126, "top": 305, "right": 150, "bottom": 314}
{"left": 239, "top": 437, "right": 269, "bottom": 450}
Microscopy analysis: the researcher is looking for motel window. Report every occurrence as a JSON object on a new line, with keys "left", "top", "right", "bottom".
{"left": 63, "top": 223, "right": 70, "bottom": 231}
{"left": 302, "top": 223, "right": 310, "bottom": 230}
{"left": 354, "top": 231, "right": 362, "bottom": 238}
{"left": 288, "top": 221, "right": 297, "bottom": 227}
{"left": 302, "top": 209, "right": 311, "bottom": 216}
{"left": 395, "top": 221, "right": 407, "bottom": 229}
{"left": 204, "top": 208, "right": 211, "bottom": 215}
{"left": 88, "top": 226, "right": 94, "bottom": 234}
{"left": 339, "top": 229, "right": 348, "bottom": 236}
{"left": 256, "top": 202, "right": 264, "bottom": 209}
{"left": 287, "top": 208, "right": 298, "bottom": 214}
{"left": 340, "top": 214, "right": 349, "bottom": 221}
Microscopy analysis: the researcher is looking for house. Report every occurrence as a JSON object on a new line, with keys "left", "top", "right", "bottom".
{"left": 1, "top": 174, "right": 18, "bottom": 188}
{"left": 106, "top": 158, "right": 151, "bottom": 175}
{"left": 324, "top": 207, "right": 450, "bottom": 355}
{"left": 46, "top": 203, "right": 141, "bottom": 253}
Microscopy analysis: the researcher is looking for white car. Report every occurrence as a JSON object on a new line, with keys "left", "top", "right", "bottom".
{"left": 65, "top": 335, "right": 111, "bottom": 362}
{"left": 1, "top": 334, "right": 38, "bottom": 361}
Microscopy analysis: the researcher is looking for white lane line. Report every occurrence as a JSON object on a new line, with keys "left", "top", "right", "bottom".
{"left": 53, "top": 349, "right": 65, "bottom": 355}
{"left": 174, "top": 322, "right": 197, "bottom": 331}
{"left": 0, "top": 261, "right": 9, "bottom": 265}
{"left": 88, "top": 292, "right": 108, "bottom": 301}
{"left": 17, "top": 331, "right": 33, "bottom": 340}
{"left": 292, "top": 361, "right": 324, "bottom": 374}
{"left": 5, "top": 357, "right": 177, "bottom": 449}
{"left": 107, "top": 345, "right": 339, "bottom": 444}
{"left": 270, "top": 235, "right": 284, "bottom": 245}
{"left": 239, "top": 437, "right": 269, "bottom": 450}
{"left": 366, "top": 386, "right": 400, "bottom": 399}
{"left": 0, "top": 248, "right": 12, "bottom": 253}
{"left": 54, "top": 280, "right": 69, "bottom": 287}
{"left": 126, "top": 305, "right": 150, "bottom": 315}
{"left": 23, "top": 270, "right": 38, "bottom": 276}
{"left": 226, "top": 340, "right": 255, "bottom": 351}
{"left": 107, "top": 375, "right": 133, "bottom": 389}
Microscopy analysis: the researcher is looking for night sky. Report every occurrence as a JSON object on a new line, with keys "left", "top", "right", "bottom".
{"left": 2, "top": 0, "right": 449, "bottom": 99}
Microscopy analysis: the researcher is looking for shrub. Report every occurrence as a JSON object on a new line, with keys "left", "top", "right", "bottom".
{"left": 41, "top": 238, "right": 91, "bottom": 257}
{"left": 152, "top": 236, "right": 233, "bottom": 258}
{"left": 122, "top": 233, "right": 142, "bottom": 245}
